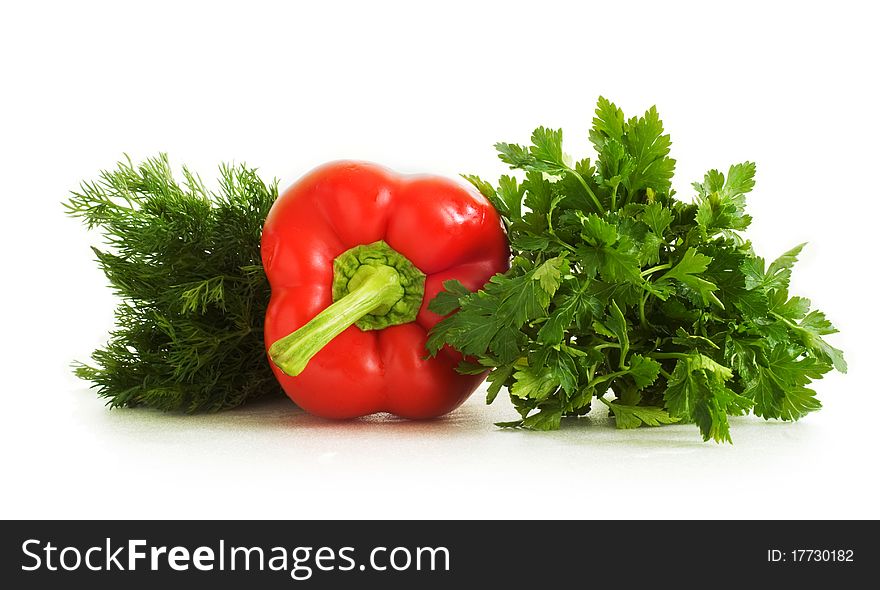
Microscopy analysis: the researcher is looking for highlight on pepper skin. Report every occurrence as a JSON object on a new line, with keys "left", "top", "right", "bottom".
{"left": 261, "top": 161, "right": 510, "bottom": 421}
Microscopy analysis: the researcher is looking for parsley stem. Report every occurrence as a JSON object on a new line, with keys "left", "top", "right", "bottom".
{"left": 639, "top": 293, "right": 649, "bottom": 330}
{"left": 770, "top": 311, "right": 796, "bottom": 328}
{"left": 640, "top": 263, "right": 672, "bottom": 277}
{"left": 554, "top": 238, "right": 576, "bottom": 252}
{"left": 647, "top": 352, "right": 689, "bottom": 360}
{"left": 592, "top": 342, "right": 621, "bottom": 351}
{"left": 566, "top": 168, "right": 604, "bottom": 214}
{"left": 589, "top": 369, "right": 629, "bottom": 388}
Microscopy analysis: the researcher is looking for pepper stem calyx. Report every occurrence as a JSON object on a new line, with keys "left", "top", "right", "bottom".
{"left": 269, "top": 241, "right": 425, "bottom": 377}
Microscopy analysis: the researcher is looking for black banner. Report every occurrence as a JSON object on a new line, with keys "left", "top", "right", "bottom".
{"left": 1, "top": 520, "right": 875, "bottom": 587}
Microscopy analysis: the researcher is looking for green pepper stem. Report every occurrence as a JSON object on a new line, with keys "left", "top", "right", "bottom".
{"left": 268, "top": 265, "right": 402, "bottom": 376}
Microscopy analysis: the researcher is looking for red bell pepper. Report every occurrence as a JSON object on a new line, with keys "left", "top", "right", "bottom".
{"left": 262, "top": 162, "right": 509, "bottom": 419}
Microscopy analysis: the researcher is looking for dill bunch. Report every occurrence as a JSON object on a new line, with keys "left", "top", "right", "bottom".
{"left": 66, "top": 154, "right": 283, "bottom": 411}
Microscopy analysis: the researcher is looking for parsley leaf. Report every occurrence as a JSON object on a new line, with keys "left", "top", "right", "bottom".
{"left": 694, "top": 162, "right": 755, "bottom": 234}
{"left": 658, "top": 248, "right": 724, "bottom": 308}
{"left": 603, "top": 399, "right": 680, "bottom": 429}
{"left": 744, "top": 347, "right": 828, "bottom": 421}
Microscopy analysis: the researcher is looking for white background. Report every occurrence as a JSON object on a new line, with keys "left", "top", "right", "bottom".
{"left": 1, "top": 0, "right": 877, "bottom": 519}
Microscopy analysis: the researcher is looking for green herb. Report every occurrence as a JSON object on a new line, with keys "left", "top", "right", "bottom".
{"left": 428, "top": 97, "right": 845, "bottom": 442}
{"left": 66, "top": 155, "right": 282, "bottom": 411}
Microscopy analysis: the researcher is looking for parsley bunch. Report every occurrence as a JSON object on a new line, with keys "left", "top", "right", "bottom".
{"left": 428, "top": 97, "right": 846, "bottom": 442}
{"left": 66, "top": 155, "right": 282, "bottom": 411}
